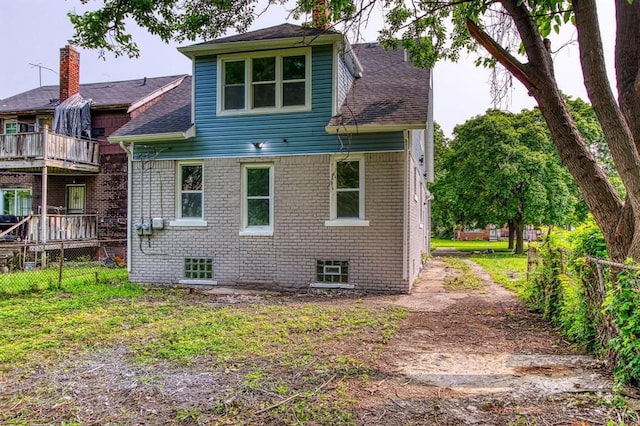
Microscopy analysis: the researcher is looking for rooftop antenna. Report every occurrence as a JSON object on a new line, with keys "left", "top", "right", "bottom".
{"left": 29, "top": 63, "right": 58, "bottom": 87}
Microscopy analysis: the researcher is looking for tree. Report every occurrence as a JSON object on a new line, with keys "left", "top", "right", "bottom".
{"left": 432, "top": 109, "right": 577, "bottom": 253}
{"left": 69, "top": 1, "right": 640, "bottom": 262}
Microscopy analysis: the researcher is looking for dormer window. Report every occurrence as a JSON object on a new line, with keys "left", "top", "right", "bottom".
{"left": 219, "top": 48, "right": 311, "bottom": 115}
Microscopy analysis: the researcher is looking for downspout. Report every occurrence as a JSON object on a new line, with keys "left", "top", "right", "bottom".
{"left": 402, "top": 130, "right": 409, "bottom": 283}
{"left": 120, "top": 141, "right": 133, "bottom": 272}
{"left": 425, "top": 70, "right": 435, "bottom": 256}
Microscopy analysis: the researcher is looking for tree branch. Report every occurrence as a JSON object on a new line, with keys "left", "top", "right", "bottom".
{"left": 466, "top": 19, "right": 534, "bottom": 93}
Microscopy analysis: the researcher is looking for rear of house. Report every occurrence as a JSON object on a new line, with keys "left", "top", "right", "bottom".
{"left": 110, "top": 24, "right": 434, "bottom": 293}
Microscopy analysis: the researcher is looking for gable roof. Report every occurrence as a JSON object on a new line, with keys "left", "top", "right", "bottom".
{"left": 109, "top": 76, "right": 193, "bottom": 141}
{"left": 327, "top": 43, "right": 430, "bottom": 132}
{"left": 179, "top": 23, "right": 342, "bottom": 57}
{"left": 0, "top": 75, "right": 188, "bottom": 114}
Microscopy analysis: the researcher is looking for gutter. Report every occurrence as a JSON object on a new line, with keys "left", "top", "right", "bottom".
{"left": 107, "top": 125, "right": 196, "bottom": 144}
{"left": 326, "top": 122, "right": 427, "bottom": 134}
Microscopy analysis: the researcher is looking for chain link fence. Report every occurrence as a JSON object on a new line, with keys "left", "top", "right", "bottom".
{"left": 0, "top": 240, "right": 127, "bottom": 297}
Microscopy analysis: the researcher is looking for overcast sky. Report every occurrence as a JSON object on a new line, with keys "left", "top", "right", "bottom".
{"left": 0, "top": 1, "right": 616, "bottom": 137}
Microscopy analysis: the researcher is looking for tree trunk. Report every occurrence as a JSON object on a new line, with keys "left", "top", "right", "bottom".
{"left": 469, "top": 1, "right": 635, "bottom": 262}
{"left": 514, "top": 215, "right": 525, "bottom": 254}
{"left": 507, "top": 220, "right": 515, "bottom": 250}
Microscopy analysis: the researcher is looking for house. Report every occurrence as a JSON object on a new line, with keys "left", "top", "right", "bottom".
{"left": 109, "top": 21, "right": 434, "bottom": 293}
{"left": 0, "top": 45, "right": 187, "bottom": 261}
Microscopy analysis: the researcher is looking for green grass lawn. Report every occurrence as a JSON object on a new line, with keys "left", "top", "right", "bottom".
{"left": 431, "top": 239, "right": 528, "bottom": 293}
{"left": 469, "top": 253, "right": 528, "bottom": 293}
{"left": 0, "top": 276, "right": 407, "bottom": 424}
{"left": 431, "top": 238, "right": 516, "bottom": 252}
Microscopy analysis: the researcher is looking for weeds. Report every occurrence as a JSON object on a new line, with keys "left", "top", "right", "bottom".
{"left": 442, "top": 257, "right": 483, "bottom": 291}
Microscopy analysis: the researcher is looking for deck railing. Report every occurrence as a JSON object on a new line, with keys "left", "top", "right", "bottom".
{"left": 28, "top": 214, "right": 98, "bottom": 243}
{"left": 0, "top": 131, "right": 99, "bottom": 166}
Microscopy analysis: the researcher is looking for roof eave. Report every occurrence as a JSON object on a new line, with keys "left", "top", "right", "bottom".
{"left": 325, "top": 122, "right": 427, "bottom": 134}
{"left": 178, "top": 34, "right": 343, "bottom": 58}
{"left": 127, "top": 76, "right": 187, "bottom": 113}
{"left": 107, "top": 125, "right": 196, "bottom": 143}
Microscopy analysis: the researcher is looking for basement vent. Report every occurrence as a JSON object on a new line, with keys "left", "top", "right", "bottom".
{"left": 184, "top": 258, "right": 213, "bottom": 280}
{"left": 316, "top": 260, "right": 349, "bottom": 283}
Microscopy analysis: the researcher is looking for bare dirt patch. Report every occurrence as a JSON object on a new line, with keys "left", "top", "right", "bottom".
{"left": 351, "top": 257, "right": 627, "bottom": 425}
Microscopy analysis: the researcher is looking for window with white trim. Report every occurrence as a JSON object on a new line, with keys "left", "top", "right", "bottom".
{"left": 178, "top": 163, "right": 203, "bottom": 219}
{"left": 241, "top": 163, "right": 273, "bottom": 233}
{"left": 219, "top": 48, "right": 311, "bottom": 114}
{"left": 3, "top": 120, "right": 18, "bottom": 135}
{"left": 331, "top": 155, "right": 365, "bottom": 220}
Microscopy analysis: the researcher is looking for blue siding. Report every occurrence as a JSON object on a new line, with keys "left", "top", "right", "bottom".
{"left": 135, "top": 44, "right": 404, "bottom": 160}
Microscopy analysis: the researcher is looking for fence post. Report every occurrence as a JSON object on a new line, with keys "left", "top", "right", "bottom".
{"left": 58, "top": 242, "right": 64, "bottom": 288}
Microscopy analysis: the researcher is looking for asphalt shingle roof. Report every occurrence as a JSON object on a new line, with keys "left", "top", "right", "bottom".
{"left": 110, "top": 76, "right": 192, "bottom": 138}
{"left": 190, "top": 23, "right": 338, "bottom": 46}
{"left": 328, "top": 43, "right": 430, "bottom": 128}
{"left": 0, "top": 75, "right": 187, "bottom": 113}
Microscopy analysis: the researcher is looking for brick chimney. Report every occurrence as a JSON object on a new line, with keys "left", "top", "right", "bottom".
{"left": 59, "top": 45, "right": 80, "bottom": 102}
{"left": 312, "top": 0, "right": 330, "bottom": 30}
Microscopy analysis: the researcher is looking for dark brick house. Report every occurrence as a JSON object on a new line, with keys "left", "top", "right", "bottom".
{"left": 0, "top": 45, "right": 187, "bottom": 259}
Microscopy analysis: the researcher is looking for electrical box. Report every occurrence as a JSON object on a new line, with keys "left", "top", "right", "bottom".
{"left": 152, "top": 217, "right": 164, "bottom": 230}
{"left": 133, "top": 219, "right": 153, "bottom": 236}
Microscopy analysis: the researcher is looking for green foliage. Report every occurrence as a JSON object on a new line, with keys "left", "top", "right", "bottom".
{"left": 525, "top": 221, "right": 640, "bottom": 385}
{"left": 568, "top": 216, "right": 608, "bottom": 260}
{"left": 524, "top": 235, "right": 601, "bottom": 350}
{"left": 606, "top": 269, "right": 640, "bottom": 386}
{"left": 431, "top": 109, "right": 581, "bottom": 251}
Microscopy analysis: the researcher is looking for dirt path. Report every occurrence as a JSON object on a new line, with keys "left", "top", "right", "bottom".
{"left": 351, "top": 257, "right": 621, "bottom": 425}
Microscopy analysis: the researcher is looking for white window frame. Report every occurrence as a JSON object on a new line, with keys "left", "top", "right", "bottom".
{"left": 3, "top": 119, "right": 18, "bottom": 135}
{"left": 217, "top": 48, "right": 312, "bottom": 116}
{"left": 325, "top": 154, "right": 369, "bottom": 227}
{"left": 240, "top": 163, "right": 274, "bottom": 236}
{"left": 170, "top": 162, "right": 207, "bottom": 227}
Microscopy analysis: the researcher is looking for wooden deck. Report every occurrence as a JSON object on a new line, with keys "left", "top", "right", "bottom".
{"left": 0, "top": 131, "right": 99, "bottom": 172}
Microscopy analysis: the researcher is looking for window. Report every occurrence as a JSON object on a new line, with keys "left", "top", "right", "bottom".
{"left": 184, "top": 258, "right": 213, "bottom": 279}
{"left": 326, "top": 155, "right": 368, "bottom": 227}
{"left": 241, "top": 164, "right": 273, "bottom": 234}
{"left": 0, "top": 189, "right": 31, "bottom": 216}
{"left": 219, "top": 48, "right": 310, "bottom": 114}
{"left": 179, "top": 163, "right": 203, "bottom": 219}
{"left": 316, "top": 260, "right": 349, "bottom": 283}
{"left": 3, "top": 120, "right": 18, "bottom": 135}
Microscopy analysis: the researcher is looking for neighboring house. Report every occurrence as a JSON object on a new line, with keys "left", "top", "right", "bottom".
{"left": 456, "top": 224, "right": 541, "bottom": 241}
{"left": 0, "top": 45, "right": 187, "bottom": 261}
{"left": 109, "top": 22, "right": 434, "bottom": 293}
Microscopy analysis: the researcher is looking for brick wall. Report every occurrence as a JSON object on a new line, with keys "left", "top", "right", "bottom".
{"left": 59, "top": 45, "right": 80, "bottom": 102}
{"left": 129, "top": 152, "right": 412, "bottom": 293}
